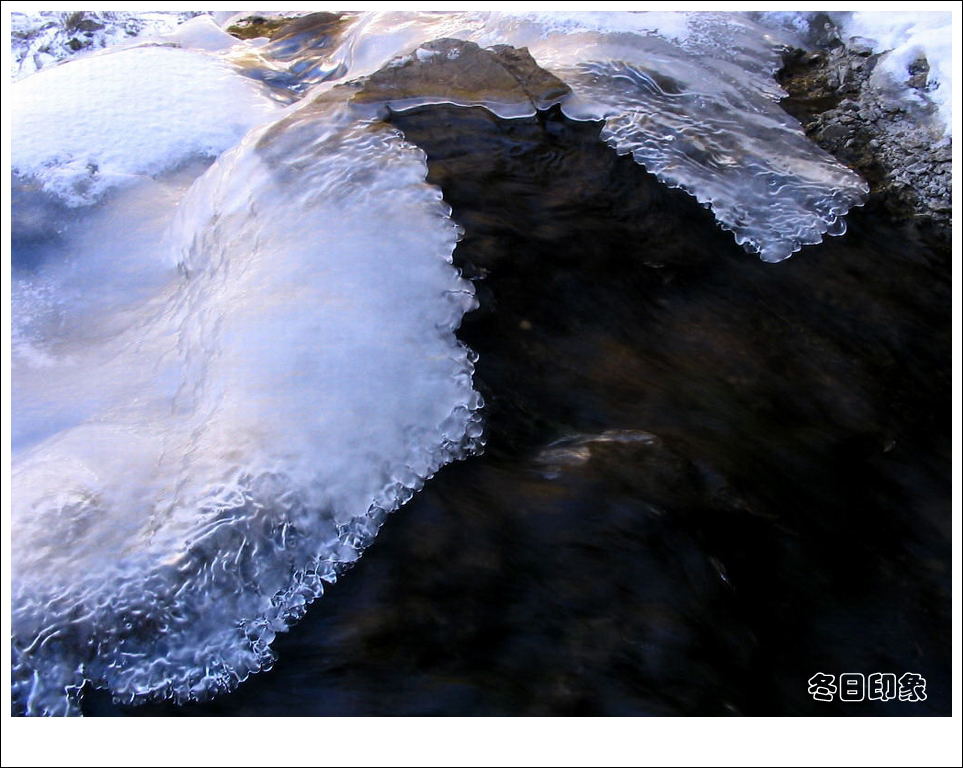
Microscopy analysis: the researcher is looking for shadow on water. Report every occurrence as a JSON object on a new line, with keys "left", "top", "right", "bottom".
{"left": 86, "top": 105, "right": 951, "bottom": 716}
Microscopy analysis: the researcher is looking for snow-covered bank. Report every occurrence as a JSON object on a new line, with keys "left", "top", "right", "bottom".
{"left": 836, "top": 11, "right": 952, "bottom": 137}
{"left": 774, "top": 12, "right": 952, "bottom": 233}
{"left": 12, "top": 44, "right": 281, "bottom": 205}
{"left": 10, "top": 11, "right": 205, "bottom": 78}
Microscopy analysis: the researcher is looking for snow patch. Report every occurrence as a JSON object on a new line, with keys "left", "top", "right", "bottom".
{"left": 836, "top": 12, "right": 952, "bottom": 135}
{"left": 12, "top": 45, "right": 281, "bottom": 205}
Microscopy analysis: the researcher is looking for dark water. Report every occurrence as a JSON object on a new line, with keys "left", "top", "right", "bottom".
{"left": 85, "top": 105, "right": 951, "bottom": 716}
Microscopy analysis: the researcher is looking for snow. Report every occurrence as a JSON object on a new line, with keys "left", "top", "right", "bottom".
{"left": 11, "top": 45, "right": 281, "bottom": 205}
{"left": 835, "top": 12, "right": 953, "bottom": 135}
{"left": 10, "top": 10, "right": 204, "bottom": 79}
{"left": 158, "top": 14, "right": 242, "bottom": 53}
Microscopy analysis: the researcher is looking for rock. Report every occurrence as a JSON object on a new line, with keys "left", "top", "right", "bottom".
{"left": 226, "top": 15, "right": 290, "bottom": 40}
{"left": 353, "top": 38, "right": 570, "bottom": 116}
{"left": 487, "top": 43, "right": 571, "bottom": 106}
{"left": 777, "top": 24, "right": 951, "bottom": 240}
{"left": 74, "top": 19, "right": 104, "bottom": 34}
{"left": 907, "top": 56, "right": 930, "bottom": 90}
{"left": 819, "top": 123, "right": 851, "bottom": 143}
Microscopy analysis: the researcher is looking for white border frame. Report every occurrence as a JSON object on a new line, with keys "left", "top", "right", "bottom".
{"left": 1, "top": 2, "right": 959, "bottom": 765}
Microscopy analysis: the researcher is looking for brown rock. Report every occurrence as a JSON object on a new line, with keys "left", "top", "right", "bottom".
{"left": 353, "top": 38, "right": 570, "bottom": 115}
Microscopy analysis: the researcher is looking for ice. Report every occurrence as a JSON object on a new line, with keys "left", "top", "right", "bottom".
{"left": 248, "top": 11, "right": 867, "bottom": 261}
{"left": 12, "top": 100, "right": 483, "bottom": 715}
{"left": 516, "top": 13, "right": 867, "bottom": 261}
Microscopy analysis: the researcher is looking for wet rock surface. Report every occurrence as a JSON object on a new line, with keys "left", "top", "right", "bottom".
{"left": 778, "top": 35, "right": 951, "bottom": 241}
{"left": 355, "top": 39, "right": 570, "bottom": 115}
{"left": 225, "top": 15, "right": 292, "bottom": 40}
{"left": 87, "top": 104, "right": 950, "bottom": 717}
